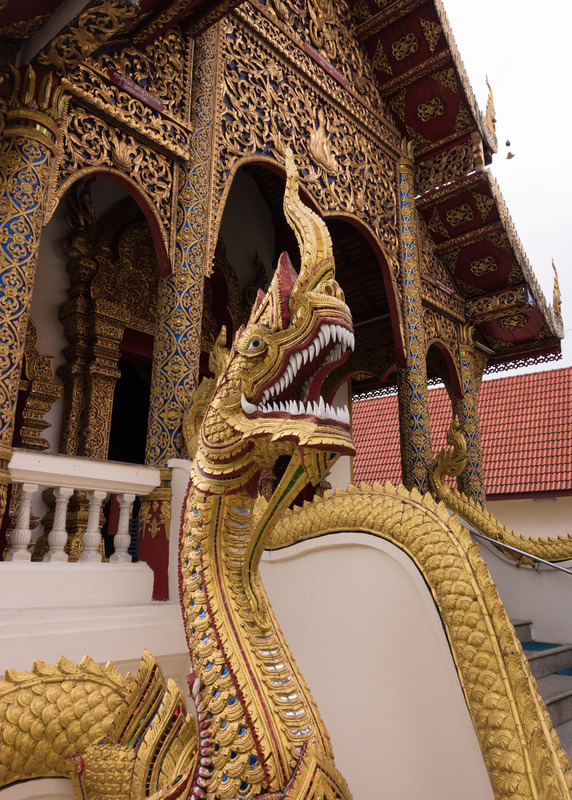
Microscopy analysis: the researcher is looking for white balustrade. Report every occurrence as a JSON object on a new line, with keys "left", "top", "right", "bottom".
{"left": 4, "top": 483, "right": 37, "bottom": 561}
{"left": 78, "top": 489, "right": 108, "bottom": 563}
{"left": 44, "top": 487, "right": 74, "bottom": 562}
{"left": 5, "top": 450, "right": 161, "bottom": 565}
{"left": 110, "top": 493, "right": 136, "bottom": 563}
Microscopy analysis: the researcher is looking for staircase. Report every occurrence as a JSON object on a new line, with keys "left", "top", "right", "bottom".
{"left": 513, "top": 619, "right": 572, "bottom": 760}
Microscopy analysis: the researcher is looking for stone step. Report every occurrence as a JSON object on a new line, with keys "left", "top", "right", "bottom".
{"left": 512, "top": 618, "right": 533, "bottom": 643}
{"left": 521, "top": 642, "right": 572, "bottom": 680}
{"left": 556, "top": 719, "right": 572, "bottom": 763}
{"left": 537, "top": 673, "right": 572, "bottom": 728}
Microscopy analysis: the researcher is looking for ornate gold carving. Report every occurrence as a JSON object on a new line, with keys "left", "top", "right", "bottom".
{"left": 415, "top": 141, "right": 473, "bottom": 194}
{"left": 420, "top": 18, "right": 442, "bottom": 52}
{"left": 308, "top": 0, "right": 338, "bottom": 62}
{"left": 146, "top": 25, "right": 216, "bottom": 465}
{"left": 430, "top": 418, "right": 572, "bottom": 563}
{"left": 427, "top": 205, "right": 449, "bottom": 238}
{"left": 416, "top": 96, "right": 444, "bottom": 122}
{"left": 0, "top": 66, "right": 64, "bottom": 517}
{"left": 216, "top": 11, "right": 401, "bottom": 276}
{"left": 17, "top": 319, "right": 63, "bottom": 451}
{"left": 0, "top": 14, "right": 49, "bottom": 38}
{"left": 469, "top": 255, "right": 497, "bottom": 276}
{"left": 389, "top": 87, "right": 406, "bottom": 121}
{"left": 37, "top": 0, "right": 138, "bottom": 75}
{"left": 446, "top": 202, "right": 474, "bottom": 226}
{"left": 308, "top": 107, "right": 337, "bottom": 173}
{"left": 0, "top": 651, "right": 197, "bottom": 796}
{"left": 57, "top": 183, "right": 159, "bottom": 459}
{"left": 372, "top": 40, "right": 393, "bottom": 75}
{"left": 431, "top": 66, "right": 458, "bottom": 93}
{"left": 454, "top": 101, "right": 472, "bottom": 132}
{"left": 391, "top": 33, "right": 419, "bottom": 61}
{"left": 498, "top": 313, "right": 528, "bottom": 330}
{"left": 62, "top": 28, "right": 192, "bottom": 159}
{"left": 472, "top": 191, "right": 495, "bottom": 222}
{"left": 139, "top": 469, "right": 172, "bottom": 539}
{"left": 398, "top": 147, "right": 432, "bottom": 493}
{"left": 53, "top": 101, "right": 175, "bottom": 265}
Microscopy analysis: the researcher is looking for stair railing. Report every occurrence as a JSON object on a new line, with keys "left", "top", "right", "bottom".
{"left": 469, "top": 527, "right": 572, "bottom": 577}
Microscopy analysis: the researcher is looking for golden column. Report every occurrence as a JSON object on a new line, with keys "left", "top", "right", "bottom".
{"left": 145, "top": 24, "right": 219, "bottom": 466}
{"left": 396, "top": 142, "right": 432, "bottom": 493}
{"left": 0, "top": 68, "right": 64, "bottom": 513}
{"left": 454, "top": 327, "right": 487, "bottom": 504}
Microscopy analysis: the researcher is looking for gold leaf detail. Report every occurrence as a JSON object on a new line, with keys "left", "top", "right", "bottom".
{"left": 417, "top": 97, "right": 444, "bottom": 122}
{"left": 499, "top": 313, "right": 528, "bottom": 330}
{"left": 372, "top": 40, "right": 393, "bottom": 75}
{"left": 446, "top": 203, "right": 474, "bottom": 226}
{"left": 420, "top": 18, "right": 442, "bottom": 52}
{"left": 391, "top": 33, "right": 419, "bottom": 61}
{"left": 469, "top": 256, "right": 498, "bottom": 276}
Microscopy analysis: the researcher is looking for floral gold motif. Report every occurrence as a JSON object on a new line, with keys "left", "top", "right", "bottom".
{"left": 470, "top": 255, "right": 497, "bottom": 276}
{"left": 417, "top": 96, "right": 445, "bottom": 122}
{"left": 391, "top": 33, "right": 419, "bottom": 61}
{"left": 446, "top": 202, "right": 474, "bottom": 226}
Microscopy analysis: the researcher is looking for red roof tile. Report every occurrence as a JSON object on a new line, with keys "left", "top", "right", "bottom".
{"left": 352, "top": 366, "right": 572, "bottom": 497}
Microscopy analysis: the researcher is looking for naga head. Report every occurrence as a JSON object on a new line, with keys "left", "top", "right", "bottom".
{"left": 191, "top": 150, "right": 354, "bottom": 494}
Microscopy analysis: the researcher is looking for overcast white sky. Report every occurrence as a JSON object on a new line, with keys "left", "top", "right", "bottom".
{"left": 443, "top": 0, "right": 572, "bottom": 374}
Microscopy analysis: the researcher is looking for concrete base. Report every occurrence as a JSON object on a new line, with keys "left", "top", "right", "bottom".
{"left": 0, "top": 562, "right": 154, "bottom": 609}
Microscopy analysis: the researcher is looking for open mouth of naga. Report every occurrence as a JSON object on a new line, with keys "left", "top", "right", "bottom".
{"left": 241, "top": 321, "right": 355, "bottom": 427}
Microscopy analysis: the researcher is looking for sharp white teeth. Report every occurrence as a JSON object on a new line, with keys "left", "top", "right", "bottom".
{"left": 318, "top": 396, "right": 326, "bottom": 417}
{"left": 302, "top": 348, "right": 309, "bottom": 365}
{"left": 322, "top": 326, "right": 331, "bottom": 347}
{"left": 308, "top": 343, "right": 315, "bottom": 361}
{"left": 278, "top": 375, "right": 286, "bottom": 393}
{"left": 241, "top": 393, "right": 257, "bottom": 414}
{"left": 318, "top": 329, "right": 326, "bottom": 349}
{"left": 298, "top": 400, "right": 305, "bottom": 415}
{"left": 272, "top": 401, "right": 280, "bottom": 413}
{"left": 349, "top": 332, "right": 355, "bottom": 351}
{"left": 287, "top": 363, "right": 294, "bottom": 383}
{"left": 295, "top": 352, "right": 303, "bottom": 371}
{"left": 314, "top": 339, "right": 321, "bottom": 356}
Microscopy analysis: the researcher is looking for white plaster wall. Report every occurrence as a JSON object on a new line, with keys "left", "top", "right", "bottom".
{"left": 30, "top": 201, "right": 69, "bottom": 454}
{"left": 473, "top": 535, "right": 572, "bottom": 643}
{"left": 1, "top": 778, "right": 74, "bottom": 800}
{"left": 327, "top": 381, "right": 352, "bottom": 490}
{"left": 261, "top": 533, "right": 494, "bottom": 800}
{"left": 488, "top": 496, "right": 572, "bottom": 539}
{"left": 218, "top": 169, "right": 275, "bottom": 287}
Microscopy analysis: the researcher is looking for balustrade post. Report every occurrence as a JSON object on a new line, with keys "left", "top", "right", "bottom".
{"left": 44, "top": 486, "right": 73, "bottom": 562}
{"left": 110, "top": 493, "right": 135, "bottom": 563}
{"left": 77, "top": 489, "right": 107, "bottom": 563}
{"left": 5, "top": 483, "right": 37, "bottom": 561}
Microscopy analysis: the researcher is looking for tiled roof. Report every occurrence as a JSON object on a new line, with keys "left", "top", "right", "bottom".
{"left": 352, "top": 366, "right": 572, "bottom": 497}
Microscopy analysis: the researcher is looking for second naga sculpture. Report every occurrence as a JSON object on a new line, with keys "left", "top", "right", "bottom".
{"left": 1, "top": 150, "right": 572, "bottom": 800}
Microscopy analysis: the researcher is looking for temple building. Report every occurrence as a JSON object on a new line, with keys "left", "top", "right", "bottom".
{"left": 0, "top": 2, "right": 568, "bottom": 799}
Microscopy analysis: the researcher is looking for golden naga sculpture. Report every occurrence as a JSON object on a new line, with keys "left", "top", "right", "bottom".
{"left": 428, "top": 416, "right": 572, "bottom": 563}
{"left": 1, "top": 151, "right": 572, "bottom": 800}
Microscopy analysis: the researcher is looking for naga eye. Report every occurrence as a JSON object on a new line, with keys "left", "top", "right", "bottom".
{"left": 246, "top": 337, "right": 265, "bottom": 351}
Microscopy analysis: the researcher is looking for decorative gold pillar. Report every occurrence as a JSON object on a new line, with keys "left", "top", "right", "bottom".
{"left": 396, "top": 142, "right": 432, "bottom": 493}
{"left": 454, "top": 327, "right": 487, "bottom": 505}
{"left": 0, "top": 68, "right": 64, "bottom": 513}
{"left": 146, "top": 25, "right": 219, "bottom": 465}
